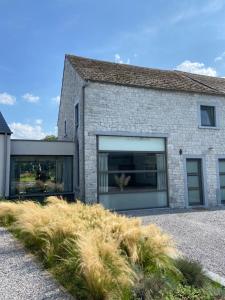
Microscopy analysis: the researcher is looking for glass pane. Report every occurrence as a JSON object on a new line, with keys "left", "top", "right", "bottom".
{"left": 186, "top": 160, "right": 198, "bottom": 173}
{"left": 221, "top": 189, "right": 225, "bottom": 204}
{"left": 99, "top": 191, "right": 167, "bottom": 210}
{"left": 188, "top": 190, "right": 201, "bottom": 205}
{"left": 102, "top": 152, "right": 166, "bottom": 171}
{"left": 220, "top": 175, "right": 225, "bottom": 187}
{"left": 99, "top": 171, "right": 167, "bottom": 193}
{"left": 99, "top": 136, "right": 165, "bottom": 151}
{"left": 219, "top": 160, "right": 225, "bottom": 173}
{"left": 10, "top": 156, "right": 73, "bottom": 195}
{"left": 201, "top": 106, "right": 215, "bottom": 127}
{"left": 187, "top": 176, "right": 199, "bottom": 188}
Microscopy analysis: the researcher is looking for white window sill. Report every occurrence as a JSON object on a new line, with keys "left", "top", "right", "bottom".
{"left": 198, "top": 125, "right": 220, "bottom": 130}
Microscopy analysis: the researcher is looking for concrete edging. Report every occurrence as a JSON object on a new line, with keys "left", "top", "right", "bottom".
{"left": 205, "top": 269, "right": 225, "bottom": 287}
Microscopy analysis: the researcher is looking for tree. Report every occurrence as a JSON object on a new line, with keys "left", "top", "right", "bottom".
{"left": 42, "top": 135, "right": 57, "bottom": 141}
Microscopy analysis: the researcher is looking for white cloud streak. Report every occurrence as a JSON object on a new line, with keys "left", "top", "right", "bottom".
{"left": 215, "top": 51, "right": 225, "bottom": 62}
{"left": 22, "top": 93, "right": 40, "bottom": 103}
{"left": 0, "top": 92, "right": 16, "bottom": 105}
{"left": 171, "top": 0, "right": 225, "bottom": 24}
{"left": 175, "top": 60, "right": 217, "bottom": 77}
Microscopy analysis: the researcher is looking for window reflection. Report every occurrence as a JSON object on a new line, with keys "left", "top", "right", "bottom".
{"left": 10, "top": 156, "right": 73, "bottom": 196}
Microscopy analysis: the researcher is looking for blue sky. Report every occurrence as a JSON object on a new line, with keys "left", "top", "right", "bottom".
{"left": 0, "top": 0, "right": 225, "bottom": 139}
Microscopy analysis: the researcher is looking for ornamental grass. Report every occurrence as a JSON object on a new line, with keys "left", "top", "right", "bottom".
{"left": 0, "top": 197, "right": 179, "bottom": 300}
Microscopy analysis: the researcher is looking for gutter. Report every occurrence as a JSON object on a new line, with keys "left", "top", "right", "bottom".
{"left": 81, "top": 81, "right": 89, "bottom": 202}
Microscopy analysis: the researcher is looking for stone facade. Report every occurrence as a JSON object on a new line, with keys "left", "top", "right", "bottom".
{"left": 83, "top": 82, "right": 225, "bottom": 208}
{"left": 58, "top": 58, "right": 85, "bottom": 197}
{"left": 59, "top": 61, "right": 225, "bottom": 208}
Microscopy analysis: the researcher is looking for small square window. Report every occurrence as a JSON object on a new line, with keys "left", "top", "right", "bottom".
{"left": 200, "top": 105, "right": 216, "bottom": 127}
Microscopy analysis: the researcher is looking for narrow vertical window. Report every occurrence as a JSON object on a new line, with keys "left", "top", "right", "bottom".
{"left": 64, "top": 120, "right": 67, "bottom": 137}
{"left": 75, "top": 103, "right": 79, "bottom": 130}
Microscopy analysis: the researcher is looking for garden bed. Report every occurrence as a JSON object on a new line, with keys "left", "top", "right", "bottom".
{"left": 0, "top": 197, "right": 224, "bottom": 300}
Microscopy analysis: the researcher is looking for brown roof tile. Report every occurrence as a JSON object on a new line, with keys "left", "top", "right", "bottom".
{"left": 66, "top": 55, "right": 225, "bottom": 96}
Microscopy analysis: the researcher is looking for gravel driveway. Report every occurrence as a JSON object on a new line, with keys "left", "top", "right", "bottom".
{"left": 128, "top": 208, "right": 225, "bottom": 277}
{"left": 0, "top": 227, "right": 73, "bottom": 300}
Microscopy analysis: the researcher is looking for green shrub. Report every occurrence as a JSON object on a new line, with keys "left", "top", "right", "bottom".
{"left": 164, "top": 284, "right": 225, "bottom": 300}
{"left": 175, "top": 258, "right": 207, "bottom": 288}
{"left": 131, "top": 272, "right": 168, "bottom": 300}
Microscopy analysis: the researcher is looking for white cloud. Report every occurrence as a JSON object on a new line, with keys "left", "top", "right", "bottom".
{"left": 52, "top": 95, "right": 60, "bottom": 104}
{"left": 10, "top": 122, "right": 48, "bottom": 139}
{"left": 22, "top": 93, "right": 40, "bottom": 103}
{"left": 215, "top": 51, "right": 225, "bottom": 62}
{"left": 175, "top": 60, "right": 217, "bottom": 77}
{"left": 0, "top": 92, "right": 16, "bottom": 105}
{"left": 114, "top": 54, "right": 130, "bottom": 64}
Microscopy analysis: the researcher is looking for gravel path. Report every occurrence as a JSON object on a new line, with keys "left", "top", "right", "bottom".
{"left": 0, "top": 227, "right": 73, "bottom": 300}
{"left": 128, "top": 208, "right": 225, "bottom": 277}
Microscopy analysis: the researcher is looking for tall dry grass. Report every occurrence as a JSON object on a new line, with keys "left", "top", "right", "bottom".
{"left": 0, "top": 197, "right": 178, "bottom": 300}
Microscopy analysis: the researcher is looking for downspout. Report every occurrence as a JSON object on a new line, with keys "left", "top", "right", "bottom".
{"left": 2, "top": 133, "right": 8, "bottom": 199}
{"left": 81, "top": 81, "right": 89, "bottom": 202}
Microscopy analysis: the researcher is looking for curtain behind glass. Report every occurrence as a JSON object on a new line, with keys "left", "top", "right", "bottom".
{"left": 156, "top": 154, "right": 166, "bottom": 190}
{"left": 201, "top": 106, "right": 215, "bottom": 126}
{"left": 99, "top": 153, "right": 108, "bottom": 193}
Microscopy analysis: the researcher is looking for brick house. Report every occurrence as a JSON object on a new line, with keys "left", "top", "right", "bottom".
{"left": 58, "top": 55, "right": 225, "bottom": 210}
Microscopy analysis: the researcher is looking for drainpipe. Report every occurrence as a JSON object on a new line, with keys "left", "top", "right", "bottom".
{"left": 81, "top": 81, "right": 89, "bottom": 202}
{"left": 2, "top": 133, "right": 8, "bottom": 199}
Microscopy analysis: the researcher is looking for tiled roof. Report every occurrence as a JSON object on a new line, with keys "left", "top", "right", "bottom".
{"left": 0, "top": 112, "right": 12, "bottom": 134}
{"left": 67, "top": 54, "right": 225, "bottom": 96}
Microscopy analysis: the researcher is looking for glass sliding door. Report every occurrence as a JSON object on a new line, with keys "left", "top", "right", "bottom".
{"left": 186, "top": 159, "right": 203, "bottom": 206}
{"left": 98, "top": 136, "right": 168, "bottom": 210}
{"left": 218, "top": 159, "right": 225, "bottom": 204}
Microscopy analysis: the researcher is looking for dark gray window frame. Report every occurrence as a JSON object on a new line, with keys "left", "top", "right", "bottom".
{"left": 200, "top": 105, "right": 216, "bottom": 127}
{"left": 197, "top": 102, "right": 220, "bottom": 129}
{"left": 96, "top": 135, "right": 169, "bottom": 209}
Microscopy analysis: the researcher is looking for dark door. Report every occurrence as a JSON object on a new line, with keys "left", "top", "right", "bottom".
{"left": 186, "top": 159, "right": 203, "bottom": 206}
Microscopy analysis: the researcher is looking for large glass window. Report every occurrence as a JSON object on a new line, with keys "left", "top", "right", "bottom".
{"left": 98, "top": 136, "right": 168, "bottom": 210}
{"left": 10, "top": 156, "right": 73, "bottom": 196}
{"left": 200, "top": 105, "right": 216, "bottom": 127}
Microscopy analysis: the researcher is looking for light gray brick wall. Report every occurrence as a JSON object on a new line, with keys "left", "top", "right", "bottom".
{"left": 84, "top": 82, "right": 225, "bottom": 208}
{"left": 57, "top": 59, "right": 85, "bottom": 198}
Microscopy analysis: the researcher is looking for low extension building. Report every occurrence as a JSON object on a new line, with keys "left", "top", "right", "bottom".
{"left": 1, "top": 55, "right": 225, "bottom": 210}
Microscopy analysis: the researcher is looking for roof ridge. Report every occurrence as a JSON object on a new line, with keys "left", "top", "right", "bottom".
{"left": 66, "top": 54, "right": 225, "bottom": 96}
{"left": 176, "top": 71, "right": 225, "bottom": 95}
